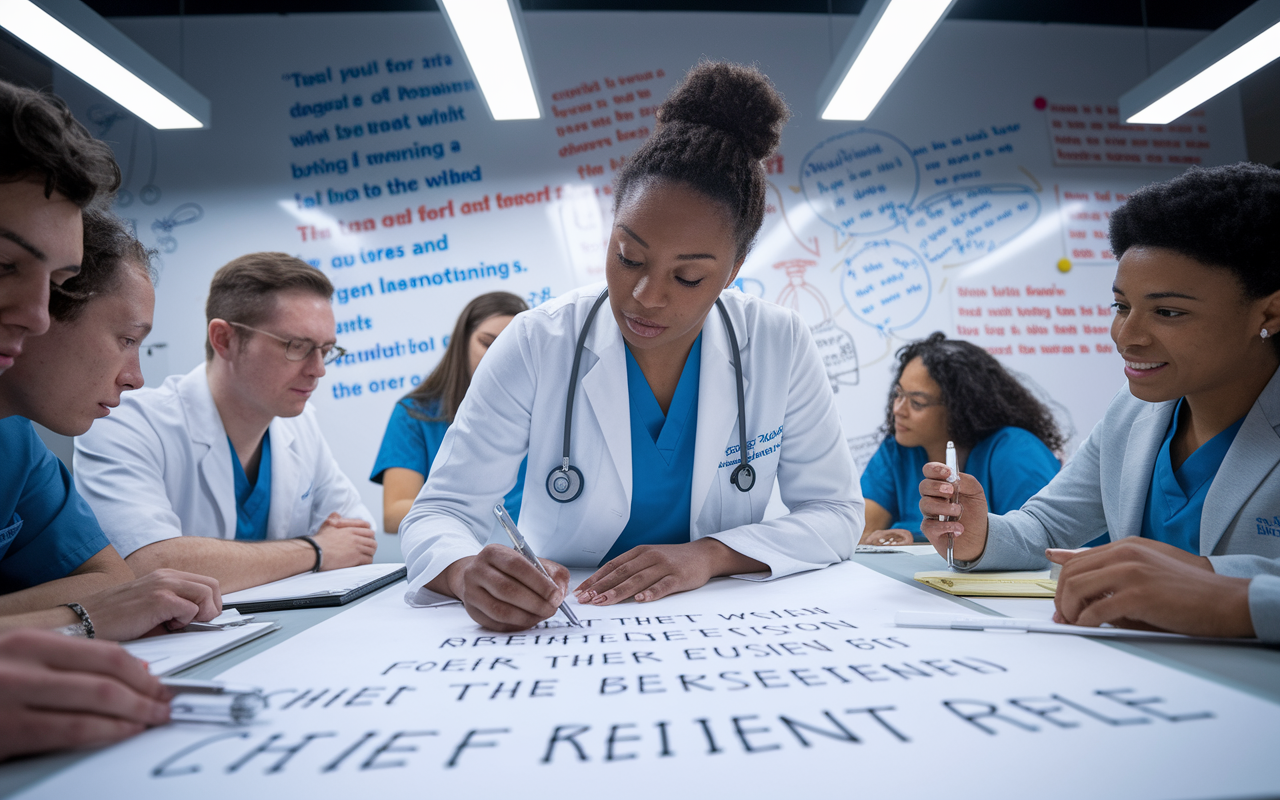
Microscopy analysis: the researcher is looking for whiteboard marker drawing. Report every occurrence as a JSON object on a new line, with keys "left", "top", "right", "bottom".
{"left": 775, "top": 259, "right": 859, "bottom": 391}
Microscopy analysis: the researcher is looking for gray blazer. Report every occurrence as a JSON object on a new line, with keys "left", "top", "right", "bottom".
{"left": 976, "top": 368, "right": 1280, "bottom": 642}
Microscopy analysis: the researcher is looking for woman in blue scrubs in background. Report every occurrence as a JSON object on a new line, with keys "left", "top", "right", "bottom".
{"left": 372, "top": 291, "right": 529, "bottom": 533}
{"left": 861, "top": 333, "right": 1063, "bottom": 545}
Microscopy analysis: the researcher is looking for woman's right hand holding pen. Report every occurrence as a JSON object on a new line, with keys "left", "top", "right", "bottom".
{"left": 437, "top": 545, "right": 570, "bottom": 632}
{"left": 918, "top": 462, "right": 991, "bottom": 563}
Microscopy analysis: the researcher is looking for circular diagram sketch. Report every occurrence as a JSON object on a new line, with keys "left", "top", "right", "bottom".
{"left": 800, "top": 128, "right": 919, "bottom": 238}
{"left": 839, "top": 239, "right": 931, "bottom": 332}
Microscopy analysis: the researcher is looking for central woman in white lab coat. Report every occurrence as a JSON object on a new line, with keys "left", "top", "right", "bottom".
{"left": 401, "top": 62, "right": 863, "bottom": 630}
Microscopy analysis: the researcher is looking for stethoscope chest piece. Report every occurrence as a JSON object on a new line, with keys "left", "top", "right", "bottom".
{"left": 546, "top": 464, "right": 584, "bottom": 503}
{"left": 730, "top": 463, "right": 755, "bottom": 492}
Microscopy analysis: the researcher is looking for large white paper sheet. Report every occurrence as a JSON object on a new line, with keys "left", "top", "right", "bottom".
{"left": 968, "top": 596, "right": 1058, "bottom": 620}
{"left": 19, "top": 562, "right": 1280, "bottom": 799}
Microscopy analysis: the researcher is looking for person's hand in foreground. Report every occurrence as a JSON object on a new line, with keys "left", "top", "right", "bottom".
{"left": 918, "top": 461, "right": 991, "bottom": 562}
{"left": 1048, "top": 538, "right": 1253, "bottom": 637}
{"left": 0, "top": 629, "right": 170, "bottom": 761}
{"left": 76, "top": 569, "right": 222, "bottom": 641}
{"left": 441, "top": 544, "right": 570, "bottom": 632}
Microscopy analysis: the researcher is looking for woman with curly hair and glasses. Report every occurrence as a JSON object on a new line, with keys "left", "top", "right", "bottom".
{"left": 860, "top": 333, "right": 1063, "bottom": 546}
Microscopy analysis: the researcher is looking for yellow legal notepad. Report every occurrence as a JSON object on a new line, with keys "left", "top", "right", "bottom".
{"left": 913, "top": 570, "right": 1057, "bottom": 598}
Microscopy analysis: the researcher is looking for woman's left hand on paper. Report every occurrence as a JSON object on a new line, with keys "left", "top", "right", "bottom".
{"left": 575, "top": 537, "right": 761, "bottom": 605}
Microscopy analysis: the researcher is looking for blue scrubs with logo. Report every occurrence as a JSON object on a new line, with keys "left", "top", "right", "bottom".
{"left": 1140, "top": 399, "right": 1245, "bottom": 554}
{"left": 372, "top": 397, "right": 526, "bottom": 523}
{"left": 861, "top": 426, "right": 1061, "bottom": 539}
{"left": 0, "top": 417, "right": 111, "bottom": 593}
{"left": 601, "top": 335, "right": 702, "bottom": 565}
{"left": 230, "top": 432, "right": 272, "bottom": 540}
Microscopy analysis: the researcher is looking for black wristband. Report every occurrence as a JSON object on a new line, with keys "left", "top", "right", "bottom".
{"left": 299, "top": 535, "right": 323, "bottom": 573}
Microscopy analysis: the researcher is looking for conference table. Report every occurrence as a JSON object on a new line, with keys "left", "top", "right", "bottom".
{"left": 2, "top": 548, "right": 1278, "bottom": 797}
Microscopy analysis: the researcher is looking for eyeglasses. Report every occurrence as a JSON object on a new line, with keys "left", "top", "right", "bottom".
{"left": 228, "top": 321, "right": 347, "bottom": 365}
{"left": 892, "top": 385, "right": 943, "bottom": 412}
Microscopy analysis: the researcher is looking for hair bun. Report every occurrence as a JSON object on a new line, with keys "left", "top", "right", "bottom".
{"left": 658, "top": 61, "right": 789, "bottom": 162}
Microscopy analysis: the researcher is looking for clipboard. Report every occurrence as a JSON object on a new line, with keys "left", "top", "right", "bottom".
{"left": 222, "top": 563, "right": 407, "bottom": 613}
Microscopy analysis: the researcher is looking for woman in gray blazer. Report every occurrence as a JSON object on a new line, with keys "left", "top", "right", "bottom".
{"left": 918, "top": 162, "right": 1280, "bottom": 643}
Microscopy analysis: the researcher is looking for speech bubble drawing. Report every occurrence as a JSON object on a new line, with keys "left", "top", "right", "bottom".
{"left": 839, "top": 239, "right": 931, "bottom": 332}
{"left": 799, "top": 129, "right": 919, "bottom": 238}
{"left": 910, "top": 184, "right": 1041, "bottom": 266}
{"left": 797, "top": 127, "right": 1042, "bottom": 333}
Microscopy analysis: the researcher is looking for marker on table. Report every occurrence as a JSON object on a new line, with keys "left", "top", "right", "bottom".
{"left": 160, "top": 678, "right": 264, "bottom": 724}
{"left": 493, "top": 503, "right": 582, "bottom": 627}
{"left": 939, "top": 441, "right": 961, "bottom": 569}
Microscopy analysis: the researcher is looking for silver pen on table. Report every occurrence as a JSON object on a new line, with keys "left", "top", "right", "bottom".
{"left": 160, "top": 678, "right": 265, "bottom": 724}
{"left": 493, "top": 504, "right": 582, "bottom": 627}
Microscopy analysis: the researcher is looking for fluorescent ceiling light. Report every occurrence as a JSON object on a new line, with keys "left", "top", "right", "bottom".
{"left": 818, "top": 0, "right": 957, "bottom": 121}
{"left": 0, "top": 0, "right": 208, "bottom": 129}
{"left": 438, "top": 0, "right": 541, "bottom": 121}
{"left": 1121, "top": 0, "right": 1280, "bottom": 124}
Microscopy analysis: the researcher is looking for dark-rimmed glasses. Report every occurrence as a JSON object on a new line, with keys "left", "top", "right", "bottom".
{"left": 228, "top": 321, "right": 347, "bottom": 365}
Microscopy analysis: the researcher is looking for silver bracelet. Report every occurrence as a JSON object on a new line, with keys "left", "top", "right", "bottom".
{"left": 61, "top": 602, "right": 95, "bottom": 638}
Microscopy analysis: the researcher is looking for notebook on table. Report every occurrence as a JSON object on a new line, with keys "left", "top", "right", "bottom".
{"left": 913, "top": 569, "right": 1057, "bottom": 598}
{"left": 222, "top": 563, "right": 407, "bottom": 613}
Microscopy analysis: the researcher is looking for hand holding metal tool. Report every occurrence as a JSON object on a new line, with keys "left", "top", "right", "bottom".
{"left": 940, "top": 441, "right": 962, "bottom": 569}
{"left": 493, "top": 504, "right": 581, "bottom": 627}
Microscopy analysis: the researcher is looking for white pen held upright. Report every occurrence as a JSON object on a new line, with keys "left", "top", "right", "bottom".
{"left": 941, "top": 440, "right": 961, "bottom": 569}
{"left": 939, "top": 440, "right": 959, "bottom": 522}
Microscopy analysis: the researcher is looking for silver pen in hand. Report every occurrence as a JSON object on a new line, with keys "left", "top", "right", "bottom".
{"left": 493, "top": 504, "right": 581, "bottom": 627}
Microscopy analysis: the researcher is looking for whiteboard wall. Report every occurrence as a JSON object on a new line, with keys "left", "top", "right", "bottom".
{"left": 54, "top": 12, "right": 1246, "bottom": 530}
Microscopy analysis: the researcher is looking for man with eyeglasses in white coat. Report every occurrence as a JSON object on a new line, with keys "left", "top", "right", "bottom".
{"left": 75, "top": 252, "right": 377, "bottom": 592}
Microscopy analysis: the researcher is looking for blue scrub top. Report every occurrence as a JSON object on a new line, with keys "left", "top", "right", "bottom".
{"left": 230, "top": 432, "right": 272, "bottom": 541}
{"left": 371, "top": 397, "right": 527, "bottom": 523}
{"left": 0, "top": 416, "right": 111, "bottom": 592}
{"left": 601, "top": 335, "right": 702, "bottom": 565}
{"left": 861, "top": 426, "right": 1061, "bottom": 538}
{"left": 1141, "top": 399, "right": 1244, "bottom": 554}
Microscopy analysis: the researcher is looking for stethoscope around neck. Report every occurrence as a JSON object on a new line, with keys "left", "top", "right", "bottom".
{"left": 546, "top": 288, "right": 756, "bottom": 503}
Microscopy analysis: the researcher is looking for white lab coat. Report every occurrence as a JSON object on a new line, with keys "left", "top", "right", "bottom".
{"left": 73, "top": 364, "right": 374, "bottom": 558}
{"left": 400, "top": 284, "right": 863, "bottom": 602}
